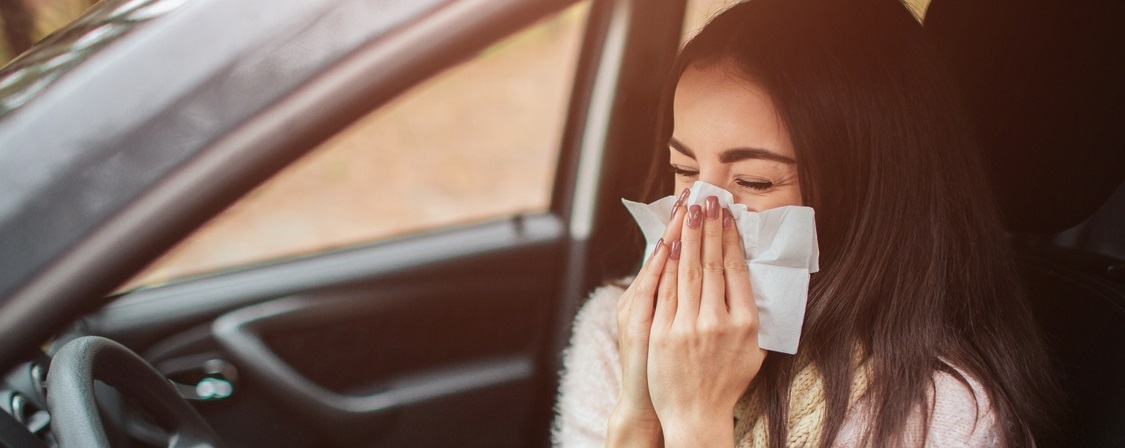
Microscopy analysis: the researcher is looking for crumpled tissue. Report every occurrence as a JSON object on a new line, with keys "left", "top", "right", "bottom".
{"left": 621, "top": 181, "right": 819, "bottom": 354}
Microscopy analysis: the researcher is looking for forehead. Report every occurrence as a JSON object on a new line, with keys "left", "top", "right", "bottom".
{"left": 671, "top": 63, "right": 794, "bottom": 159}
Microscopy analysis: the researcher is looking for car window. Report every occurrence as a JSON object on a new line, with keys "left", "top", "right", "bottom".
{"left": 682, "top": 0, "right": 741, "bottom": 41}
{"left": 682, "top": 0, "right": 930, "bottom": 40}
{"left": 123, "top": 2, "right": 590, "bottom": 290}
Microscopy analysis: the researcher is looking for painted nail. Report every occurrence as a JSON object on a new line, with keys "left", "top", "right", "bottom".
{"left": 670, "top": 188, "right": 690, "bottom": 219}
{"left": 705, "top": 196, "right": 719, "bottom": 220}
{"left": 687, "top": 205, "right": 703, "bottom": 229}
{"left": 650, "top": 238, "right": 664, "bottom": 261}
{"left": 669, "top": 240, "right": 682, "bottom": 261}
{"left": 678, "top": 188, "right": 691, "bottom": 203}
{"left": 723, "top": 209, "right": 732, "bottom": 229}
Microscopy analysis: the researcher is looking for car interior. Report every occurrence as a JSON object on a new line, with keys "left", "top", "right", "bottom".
{"left": 925, "top": 0, "right": 1125, "bottom": 445}
{"left": 0, "top": 0, "right": 1120, "bottom": 446}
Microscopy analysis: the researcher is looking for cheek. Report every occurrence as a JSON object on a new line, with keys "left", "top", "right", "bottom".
{"left": 672, "top": 178, "right": 692, "bottom": 195}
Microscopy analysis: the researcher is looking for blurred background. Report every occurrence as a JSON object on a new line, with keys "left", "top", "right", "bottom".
{"left": 1, "top": 0, "right": 929, "bottom": 290}
{"left": 1, "top": 0, "right": 97, "bottom": 62}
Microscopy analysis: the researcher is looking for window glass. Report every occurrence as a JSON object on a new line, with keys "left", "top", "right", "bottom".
{"left": 682, "top": 0, "right": 929, "bottom": 42}
{"left": 124, "top": 2, "right": 589, "bottom": 289}
{"left": 682, "top": 0, "right": 741, "bottom": 42}
{"left": 902, "top": 0, "right": 932, "bottom": 20}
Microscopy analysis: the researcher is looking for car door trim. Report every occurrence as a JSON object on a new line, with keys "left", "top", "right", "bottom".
{"left": 212, "top": 294, "right": 534, "bottom": 433}
{"left": 86, "top": 213, "right": 564, "bottom": 347}
{"left": 569, "top": 0, "right": 631, "bottom": 241}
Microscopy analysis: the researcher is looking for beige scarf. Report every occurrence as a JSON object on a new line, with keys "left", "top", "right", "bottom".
{"left": 733, "top": 358, "right": 871, "bottom": 448}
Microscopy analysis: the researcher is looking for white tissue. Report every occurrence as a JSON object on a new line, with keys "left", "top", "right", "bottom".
{"left": 622, "top": 181, "right": 820, "bottom": 354}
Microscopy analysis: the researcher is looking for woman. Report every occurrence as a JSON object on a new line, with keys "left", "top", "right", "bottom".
{"left": 553, "top": 0, "right": 1062, "bottom": 446}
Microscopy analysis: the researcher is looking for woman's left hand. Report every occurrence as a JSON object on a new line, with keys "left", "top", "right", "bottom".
{"left": 647, "top": 196, "right": 767, "bottom": 448}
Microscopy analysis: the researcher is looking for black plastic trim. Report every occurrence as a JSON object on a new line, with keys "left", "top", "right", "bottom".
{"left": 86, "top": 213, "right": 565, "bottom": 349}
{"left": 212, "top": 294, "right": 534, "bottom": 438}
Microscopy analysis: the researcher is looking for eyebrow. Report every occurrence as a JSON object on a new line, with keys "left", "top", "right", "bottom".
{"left": 669, "top": 137, "right": 797, "bottom": 165}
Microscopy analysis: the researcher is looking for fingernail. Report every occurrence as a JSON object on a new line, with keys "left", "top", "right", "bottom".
{"left": 705, "top": 196, "right": 719, "bottom": 220}
{"left": 723, "top": 209, "right": 732, "bottom": 229}
{"left": 669, "top": 240, "right": 682, "bottom": 260}
{"left": 687, "top": 205, "right": 702, "bottom": 228}
{"left": 651, "top": 238, "right": 664, "bottom": 260}
{"left": 670, "top": 188, "right": 690, "bottom": 219}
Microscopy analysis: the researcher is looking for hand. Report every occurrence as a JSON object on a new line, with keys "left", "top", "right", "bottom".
{"left": 648, "top": 196, "right": 767, "bottom": 448}
{"left": 608, "top": 188, "right": 690, "bottom": 448}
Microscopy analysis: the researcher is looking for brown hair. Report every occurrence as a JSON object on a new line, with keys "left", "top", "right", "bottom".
{"left": 644, "top": 0, "right": 1063, "bottom": 446}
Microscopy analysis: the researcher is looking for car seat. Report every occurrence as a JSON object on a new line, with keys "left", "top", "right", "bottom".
{"left": 925, "top": 0, "right": 1125, "bottom": 446}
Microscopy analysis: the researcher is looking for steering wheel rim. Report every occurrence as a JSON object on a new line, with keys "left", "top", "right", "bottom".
{"left": 46, "top": 336, "right": 225, "bottom": 448}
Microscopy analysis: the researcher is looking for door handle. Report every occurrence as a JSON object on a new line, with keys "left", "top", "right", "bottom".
{"left": 155, "top": 355, "right": 238, "bottom": 401}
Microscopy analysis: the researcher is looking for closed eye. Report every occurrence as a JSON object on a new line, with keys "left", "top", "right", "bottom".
{"left": 669, "top": 165, "right": 698, "bottom": 178}
{"left": 736, "top": 178, "right": 774, "bottom": 191}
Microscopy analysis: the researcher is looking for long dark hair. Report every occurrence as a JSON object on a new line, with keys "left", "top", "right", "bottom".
{"left": 644, "top": 0, "right": 1063, "bottom": 446}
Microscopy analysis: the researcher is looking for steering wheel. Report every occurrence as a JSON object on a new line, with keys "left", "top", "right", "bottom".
{"left": 46, "top": 336, "right": 225, "bottom": 448}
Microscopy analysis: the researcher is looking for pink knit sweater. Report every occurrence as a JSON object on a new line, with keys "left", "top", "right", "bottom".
{"left": 552, "top": 285, "right": 1001, "bottom": 447}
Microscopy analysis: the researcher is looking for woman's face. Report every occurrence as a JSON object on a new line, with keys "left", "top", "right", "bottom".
{"left": 670, "top": 63, "right": 802, "bottom": 211}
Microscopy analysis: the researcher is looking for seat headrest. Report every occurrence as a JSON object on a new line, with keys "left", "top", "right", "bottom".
{"left": 924, "top": 0, "right": 1125, "bottom": 234}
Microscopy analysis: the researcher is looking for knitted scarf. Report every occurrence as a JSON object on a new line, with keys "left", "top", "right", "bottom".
{"left": 733, "top": 357, "right": 871, "bottom": 448}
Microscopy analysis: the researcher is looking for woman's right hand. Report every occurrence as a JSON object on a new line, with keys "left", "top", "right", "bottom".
{"left": 607, "top": 189, "right": 690, "bottom": 448}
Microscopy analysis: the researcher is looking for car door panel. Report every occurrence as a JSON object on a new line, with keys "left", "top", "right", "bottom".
{"left": 213, "top": 292, "right": 538, "bottom": 446}
{"left": 78, "top": 215, "right": 564, "bottom": 446}
{"left": 88, "top": 215, "right": 563, "bottom": 347}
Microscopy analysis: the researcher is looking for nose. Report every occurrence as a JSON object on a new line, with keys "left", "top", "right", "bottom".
{"left": 697, "top": 169, "right": 726, "bottom": 190}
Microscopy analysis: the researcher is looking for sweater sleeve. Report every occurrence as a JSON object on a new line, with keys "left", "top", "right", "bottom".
{"left": 552, "top": 284, "right": 626, "bottom": 448}
{"left": 835, "top": 366, "right": 1001, "bottom": 447}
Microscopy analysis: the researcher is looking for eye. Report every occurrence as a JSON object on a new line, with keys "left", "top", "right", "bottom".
{"left": 735, "top": 178, "right": 774, "bottom": 191}
{"left": 669, "top": 165, "right": 699, "bottom": 179}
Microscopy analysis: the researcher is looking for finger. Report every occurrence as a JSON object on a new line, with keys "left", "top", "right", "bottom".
{"left": 624, "top": 188, "right": 687, "bottom": 320}
{"left": 677, "top": 204, "right": 704, "bottom": 322}
{"left": 630, "top": 239, "right": 667, "bottom": 324}
{"left": 669, "top": 187, "right": 691, "bottom": 221}
{"left": 636, "top": 237, "right": 667, "bottom": 301}
{"left": 722, "top": 209, "right": 756, "bottom": 321}
{"left": 620, "top": 237, "right": 665, "bottom": 318}
{"left": 653, "top": 239, "right": 681, "bottom": 329}
{"left": 700, "top": 196, "right": 727, "bottom": 317}
{"left": 625, "top": 225, "right": 670, "bottom": 299}
{"left": 661, "top": 188, "right": 690, "bottom": 245}
{"left": 621, "top": 188, "right": 688, "bottom": 326}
